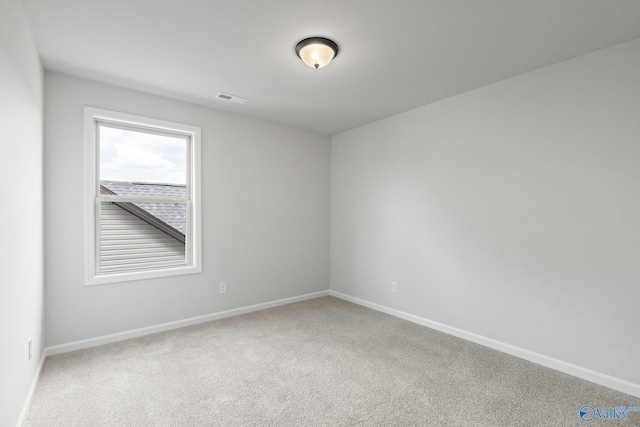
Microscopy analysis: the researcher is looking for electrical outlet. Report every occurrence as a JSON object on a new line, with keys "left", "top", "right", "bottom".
{"left": 219, "top": 282, "right": 227, "bottom": 294}
{"left": 391, "top": 281, "right": 398, "bottom": 293}
{"left": 28, "top": 338, "right": 32, "bottom": 361}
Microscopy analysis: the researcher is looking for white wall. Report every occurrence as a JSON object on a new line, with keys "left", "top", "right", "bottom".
{"left": 45, "top": 72, "right": 330, "bottom": 346}
{"left": 0, "top": 1, "right": 44, "bottom": 426}
{"left": 331, "top": 39, "right": 640, "bottom": 385}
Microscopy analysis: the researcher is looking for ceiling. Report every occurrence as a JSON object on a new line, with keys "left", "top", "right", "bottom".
{"left": 21, "top": 0, "right": 640, "bottom": 135}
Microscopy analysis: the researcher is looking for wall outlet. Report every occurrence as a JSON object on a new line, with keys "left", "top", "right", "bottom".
{"left": 28, "top": 338, "right": 32, "bottom": 361}
{"left": 219, "top": 282, "right": 227, "bottom": 294}
{"left": 391, "top": 281, "right": 398, "bottom": 293}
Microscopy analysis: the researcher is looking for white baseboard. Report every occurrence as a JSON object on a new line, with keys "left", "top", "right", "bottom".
{"left": 329, "top": 290, "right": 640, "bottom": 399}
{"left": 46, "top": 290, "right": 329, "bottom": 356}
{"left": 16, "top": 350, "right": 47, "bottom": 427}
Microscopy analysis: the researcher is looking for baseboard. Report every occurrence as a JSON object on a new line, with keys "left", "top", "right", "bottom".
{"left": 46, "top": 290, "right": 329, "bottom": 356}
{"left": 329, "top": 290, "right": 640, "bottom": 399}
{"left": 16, "top": 349, "right": 47, "bottom": 427}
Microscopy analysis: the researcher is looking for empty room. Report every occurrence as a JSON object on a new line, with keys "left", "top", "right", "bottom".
{"left": 2, "top": 0, "right": 640, "bottom": 425}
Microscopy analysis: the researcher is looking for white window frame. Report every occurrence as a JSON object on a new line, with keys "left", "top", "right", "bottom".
{"left": 84, "top": 107, "right": 202, "bottom": 286}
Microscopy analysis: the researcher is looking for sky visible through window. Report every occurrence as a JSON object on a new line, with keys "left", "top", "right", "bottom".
{"left": 99, "top": 125, "right": 187, "bottom": 185}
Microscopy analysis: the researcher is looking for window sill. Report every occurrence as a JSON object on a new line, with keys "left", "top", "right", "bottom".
{"left": 86, "top": 264, "right": 202, "bottom": 286}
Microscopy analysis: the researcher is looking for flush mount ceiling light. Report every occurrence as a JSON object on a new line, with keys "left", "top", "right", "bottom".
{"left": 295, "top": 37, "right": 339, "bottom": 69}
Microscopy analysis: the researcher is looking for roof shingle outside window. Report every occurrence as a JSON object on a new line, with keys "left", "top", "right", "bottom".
{"left": 100, "top": 180, "right": 187, "bottom": 236}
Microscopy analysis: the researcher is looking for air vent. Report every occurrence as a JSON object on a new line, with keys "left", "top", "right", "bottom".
{"left": 216, "top": 92, "right": 249, "bottom": 105}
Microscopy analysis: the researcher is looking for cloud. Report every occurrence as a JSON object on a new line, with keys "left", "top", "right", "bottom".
{"left": 99, "top": 126, "right": 187, "bottom": 184}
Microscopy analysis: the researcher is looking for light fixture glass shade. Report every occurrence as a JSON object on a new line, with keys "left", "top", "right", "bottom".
{"left": 299, "top": 43, "right": 335, "bottom": 69}
{"left": 295, "top": 37, "right": 339, "bottom": 69}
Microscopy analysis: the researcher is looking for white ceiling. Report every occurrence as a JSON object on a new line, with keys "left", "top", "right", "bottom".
{"left": 21, "top": 0, "right": 640, "bottom": 135}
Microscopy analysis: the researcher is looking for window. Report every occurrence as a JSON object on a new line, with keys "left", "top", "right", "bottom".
{"left": 84, "top": 107, "right": 201, "bottom": 285}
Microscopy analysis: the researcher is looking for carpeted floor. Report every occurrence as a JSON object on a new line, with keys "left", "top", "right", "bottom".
{"left": 25, "top": 297, "right": 640, "bottom": 426}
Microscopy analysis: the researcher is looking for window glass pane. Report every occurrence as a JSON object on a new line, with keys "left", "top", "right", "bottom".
{"left": 99, "top": 124, "right": 187, "bottom": 188}
{"left": 99, "top": 201, "right": 187, "bottom": 274}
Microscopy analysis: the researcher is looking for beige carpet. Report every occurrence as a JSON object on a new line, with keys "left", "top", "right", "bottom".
{"left": 25, "top": 297, "right": 639, "bottom": 426}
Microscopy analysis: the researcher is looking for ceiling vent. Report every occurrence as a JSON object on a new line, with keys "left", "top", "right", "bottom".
{"left": 216, "top": 92, "right": 249, "bottom": 104}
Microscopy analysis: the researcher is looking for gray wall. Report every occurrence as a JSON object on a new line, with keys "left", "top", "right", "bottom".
{"left": 0, "top": 1, "right": 44, "bottom": 426}
{"left": 331, "top": 38, "right": 640, "bottom": 385}
{"left": 45, "top": 72, "right": 330, "bottom": 346}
